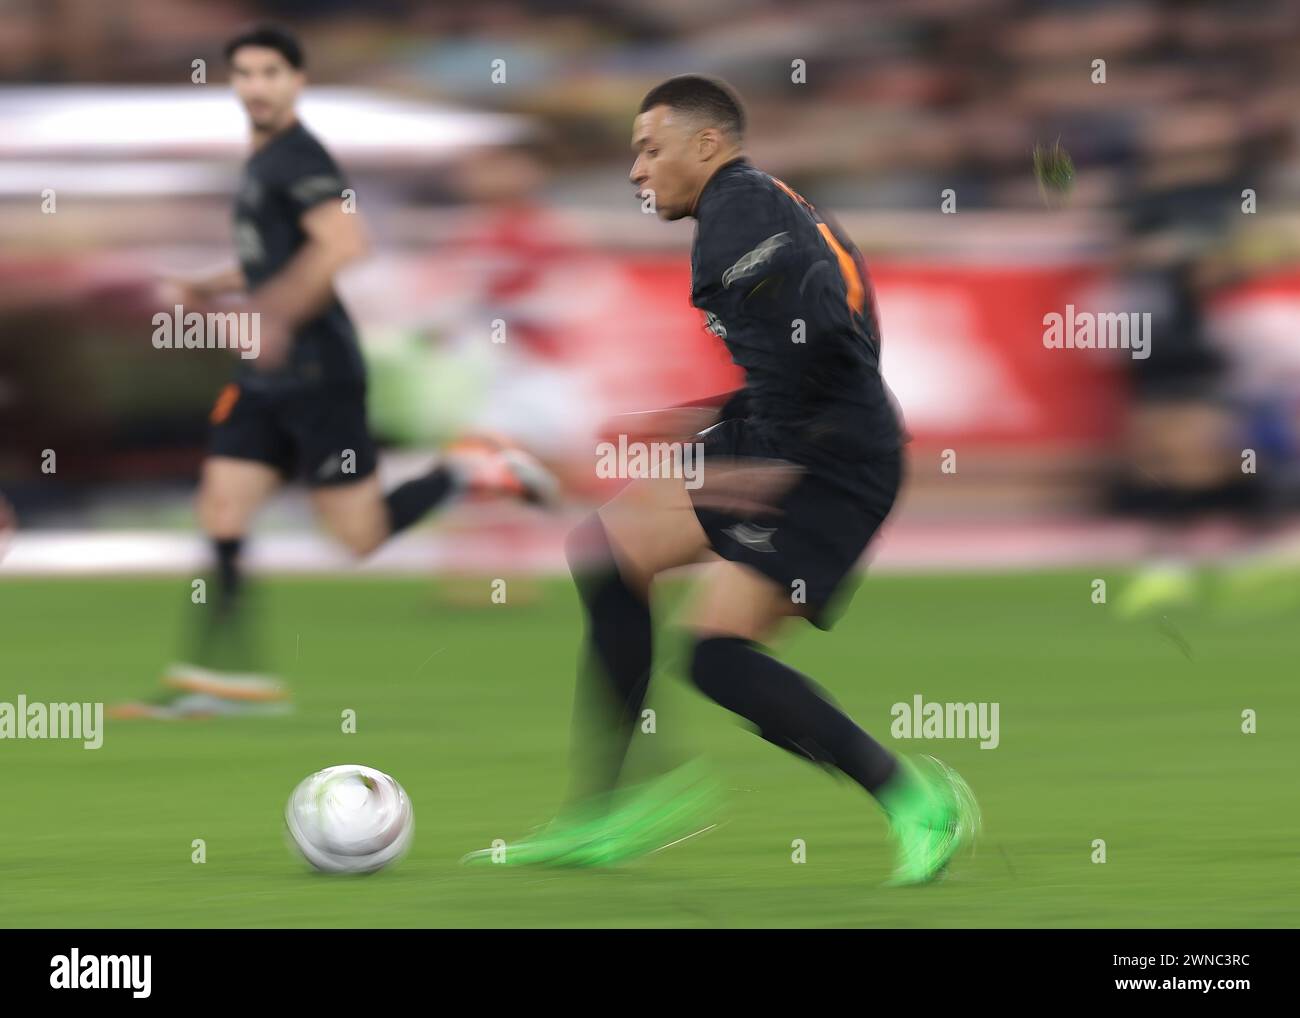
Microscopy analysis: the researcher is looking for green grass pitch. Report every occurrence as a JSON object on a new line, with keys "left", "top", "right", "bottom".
{"left": 0, "top": 572, "right": 1293, "bottom": 927}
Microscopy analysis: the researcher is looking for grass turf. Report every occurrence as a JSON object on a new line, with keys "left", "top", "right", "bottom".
{"left": 0, "top": 572, "right": 1293, "bottom": 928}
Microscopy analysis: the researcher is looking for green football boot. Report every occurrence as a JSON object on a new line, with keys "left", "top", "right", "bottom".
{"left": 461, "top": 760, "right": 722, "bottom": 868}
{"left": 883, "top": 755, "right": 980, "bottom": 886}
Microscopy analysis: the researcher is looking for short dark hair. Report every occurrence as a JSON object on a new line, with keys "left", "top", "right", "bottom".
{"left": 224, "top": 24, "right": 304, "bottom": 69}
{"left": 638, "top": 75, "right": 746, "bottom": 139}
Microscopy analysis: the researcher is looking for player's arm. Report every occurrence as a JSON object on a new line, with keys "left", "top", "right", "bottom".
{"left": 156, "top": 264, "right": 246, "bottom": 308}
{"left": 684, "top": 388, "right": 749, "bottom": 420}
{"left": 671, "top": 389, "right": 746, "bottom": 414}
{"left": 187, "top": 264, "right": 248, "bottom": 299}
{"left": 622, "top": 388, "right": 748, "bottom": 439}
{"left": 601, "top": 387, "right": 750, "bottom": 445}
{"left": 602, "top": 405, "right": 718, "bottom": 444}
{"left": 249, "top": 199, "right": 370, "bottom": 365}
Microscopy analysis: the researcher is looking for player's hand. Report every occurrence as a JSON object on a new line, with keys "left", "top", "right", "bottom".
{"left": 247, "top": 306, "right": 292, "bottom": 371}
{"left": 203, "top": 295, "right": 291, "bottom": 371}
{"left": 154, "top": 277, "right": 202, "bottom": 311}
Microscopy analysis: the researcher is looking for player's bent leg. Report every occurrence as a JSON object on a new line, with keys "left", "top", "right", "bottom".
{"left": 683, "top": 557, "right": 794, "bottom": 641}
{"left": 193, "top": 455, "right": 281, "bottom": 670}
{"left": 114, "top": 456, "right": 284, "bottom": 720}
{"left": 185, "top": 456, "right": 284, "bottom": 701}
{"left": 464, "top": 462, "right": 820, "bottom": 869}
{"left": 463, "top": 473, "right": 718, "bottom": 868}
{"left": 310, "top": 438, "right": 561, "bottom": 561}
{"left": 683, "top": 560, "right": 979, "bottom": 885}
{"left": 310, "top": 473, "right": 390, "bottom": 558}
{"left": 593, "top": 469, "right": 712, "bottom": 591}
{"left": 563, "top": 512, "right": 655, "bottom": 801}
{"left": 564, "top": 472, "right": 712, "bottom": 799}
{"left": 684, "top": 560, "right": 872, "bottom": 766}
{"left": 378, "top": 438, "right": 561, "bottom": 553}
{"left": 196, "top": 455, "right": 281, "bottom": 539}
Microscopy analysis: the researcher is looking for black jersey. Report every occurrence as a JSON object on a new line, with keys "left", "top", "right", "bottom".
{"left": 232, "top": 120, "right": 366, "bottom": 393}
{"left": 690, "top": 158, "right": 901, "bottom": 489}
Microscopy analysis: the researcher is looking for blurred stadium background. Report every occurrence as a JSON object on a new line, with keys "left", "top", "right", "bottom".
{"left": 1, "top": 0, "right": 1298, "bottom": 928}
{"left": 5, "top": 0, "right": 1299, "bottom": 572}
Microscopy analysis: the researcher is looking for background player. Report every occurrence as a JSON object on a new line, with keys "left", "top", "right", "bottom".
{"left": 467, "top": 75, "right": 978, "bottom": 884}
{"left": 113, "top": 25, "right": 555, "bottom": 719}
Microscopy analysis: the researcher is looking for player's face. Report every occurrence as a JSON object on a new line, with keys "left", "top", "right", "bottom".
{"left": 230, "top": 46, "right": 303, "bottom": 133}
{"left": 630, "top": 106, "right": 704, "bottom": 221}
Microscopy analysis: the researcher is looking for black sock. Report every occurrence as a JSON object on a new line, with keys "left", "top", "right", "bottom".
{"left": 214, "top": 537, "right": 243, "bottom": 615}
{"left": 565, "top": 513, "right": 653, "bottom": 801}
{"left": 690, "top": 635, "right": 898, "bottom": 797}
{"left": 383, "top": 464, "right": 457, "bottom": 535}
{"left": 195, "top": 536, "right": 258, "bottom": 673}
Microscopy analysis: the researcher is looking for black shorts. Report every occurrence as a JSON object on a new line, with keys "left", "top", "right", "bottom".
{"left": 207, "top": 382, "right": 378, "bottom": 487}
{"left": 692, "top": 418, "right": 902, "bottom": 630}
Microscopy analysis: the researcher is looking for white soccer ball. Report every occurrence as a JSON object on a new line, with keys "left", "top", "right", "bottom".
{"left": 285, "top": 764, "right": 414, "bottom": 874}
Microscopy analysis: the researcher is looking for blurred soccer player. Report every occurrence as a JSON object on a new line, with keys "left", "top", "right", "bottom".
{"left": 113, "top": 25, "right": 555, "bottom": 720}
{"left": 467, "top": 75, "right": 977, "bottom": 884}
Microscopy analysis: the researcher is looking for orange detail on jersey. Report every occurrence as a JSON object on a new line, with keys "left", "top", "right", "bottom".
{"left": 769, "top": 174, "right": 865, "bottom": 316}
{"left": 816, "top": 222, "right": 865, "bottom": 315}
{"left": 210, "top": 383, "right": 240, "bottom": 425}
{"left": 769, "top": 175, "right": 813, "bottom": 211}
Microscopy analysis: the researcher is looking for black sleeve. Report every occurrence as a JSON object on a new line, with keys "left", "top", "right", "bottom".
{"left": 276, "top": 141, "right": 350, "bottom": 219}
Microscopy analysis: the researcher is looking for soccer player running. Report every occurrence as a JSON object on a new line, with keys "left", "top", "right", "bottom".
{"left": 113, "top": 26, "right": 555, "bottom": 719}
{"left": 467, "top": 76, "right": 978, "bottom": 884}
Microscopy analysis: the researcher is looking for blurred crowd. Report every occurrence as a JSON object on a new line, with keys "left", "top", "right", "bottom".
{"left": 4, "top": 0, "right": 1298, "bottom": 213}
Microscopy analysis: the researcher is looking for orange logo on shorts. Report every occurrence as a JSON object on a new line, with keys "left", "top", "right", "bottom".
{"left": 210, "top": 383, "right": 240, "bottom": 424}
